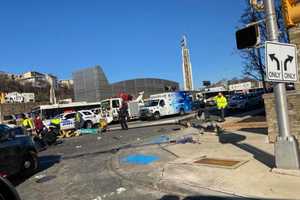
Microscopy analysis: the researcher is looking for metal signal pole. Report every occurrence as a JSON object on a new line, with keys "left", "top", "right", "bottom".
{"left": 263, "top": 0, "right": 300, "bottom": 169}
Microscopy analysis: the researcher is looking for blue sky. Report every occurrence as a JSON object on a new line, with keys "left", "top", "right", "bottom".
{"left": 0, "top": 0, "right": 247, "bottom": 88}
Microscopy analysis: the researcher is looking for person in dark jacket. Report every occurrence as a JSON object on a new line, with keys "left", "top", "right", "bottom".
{"left": 119, "top": 102, "right": 128, "bottom": 130}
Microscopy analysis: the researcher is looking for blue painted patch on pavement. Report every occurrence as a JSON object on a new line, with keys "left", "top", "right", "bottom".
{"left": 150, "top": 135, "right": 170, "bottom": 144}
{"left": 121, "top": 154, "right": 159, "bottom": 165}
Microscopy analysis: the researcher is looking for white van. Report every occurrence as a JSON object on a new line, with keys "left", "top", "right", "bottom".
{"left": 139, "top": 91, "right": 193, "bottom": 120}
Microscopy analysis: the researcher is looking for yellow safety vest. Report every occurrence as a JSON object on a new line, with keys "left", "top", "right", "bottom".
{"left": 214, "top": 95, "right": 228, "bottom": 109}
{"left": 22, "top": 118, "right": 34, "bottom": 129}
{"left": 50, "top": 118, "right": 61, "bottom": 125}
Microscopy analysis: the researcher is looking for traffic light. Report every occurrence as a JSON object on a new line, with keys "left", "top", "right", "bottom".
{"left": 282, "top": 0, "right": 300, "bottom": 28}
{"left": 235, "top": 24, "right": 260, "bottom": 50}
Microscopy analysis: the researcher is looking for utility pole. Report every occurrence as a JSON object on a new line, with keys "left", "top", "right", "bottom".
{"left": 46, "top": 74, "right": 57, "bottom": 104}
{"left": 264, "top": 0, "right": 300, "bottom": 169}
{"left": 181, "top": 35, "right": 194, "bottom": 91}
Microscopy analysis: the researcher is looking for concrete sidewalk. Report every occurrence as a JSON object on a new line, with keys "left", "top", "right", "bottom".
{"left": 113, "top": 127, "right": 300, "bottom": 199}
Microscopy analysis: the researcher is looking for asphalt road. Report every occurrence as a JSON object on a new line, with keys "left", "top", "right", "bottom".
{"left": 14, "top": 121, "right": 251, "bottom": 200}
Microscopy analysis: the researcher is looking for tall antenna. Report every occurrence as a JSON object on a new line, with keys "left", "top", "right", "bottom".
{"left": 181, "top": 35, "right": 194, "bottom": 91}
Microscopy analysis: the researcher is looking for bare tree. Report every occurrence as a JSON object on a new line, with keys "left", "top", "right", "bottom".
{"left": 238, "top": 0, "right": 288, "bottom": 91}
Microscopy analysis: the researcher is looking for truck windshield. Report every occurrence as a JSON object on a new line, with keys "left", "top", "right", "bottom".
{"left": 101, "top": 100, "right": 110, "bottom": 110}
{"left": 112, "top": 100, "right": 120, "bottom": 108}
{"left": 144, "top": 100, "right": 159, "bottom": 107}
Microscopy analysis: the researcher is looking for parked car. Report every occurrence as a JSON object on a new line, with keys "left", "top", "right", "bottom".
{"left": 0, "top": 124, "right": 38, "bottom": 177}
{"left": 205, "top": 97, "right": 216, "bottom": 107}
{"left": 43, "top": 110, "right": 100, "bottom": 130}
{"left": 228, "top": 93, "right": 262, "bottom": 110}
{"left": 2, "top": 115, "right": 16, "bottom": 125}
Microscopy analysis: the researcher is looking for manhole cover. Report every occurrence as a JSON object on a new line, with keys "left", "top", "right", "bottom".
{"left": 194, "top": 158, "right": 246, "bottom": 169}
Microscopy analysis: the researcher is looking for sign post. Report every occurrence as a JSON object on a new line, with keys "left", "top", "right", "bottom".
{"left": 264, "top": 0, "right": 300, "bottom": 169}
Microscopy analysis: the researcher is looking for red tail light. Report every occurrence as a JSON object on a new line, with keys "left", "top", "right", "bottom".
{"left": 0, "top": 172, "right": 8, "bottom": 178}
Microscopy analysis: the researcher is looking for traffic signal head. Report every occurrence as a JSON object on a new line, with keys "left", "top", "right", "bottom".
{"left": 235, "top": 24, "right": 260, "bottom": 50}
{"left": 282, "top": 0, "right": 300, "bottom": 28}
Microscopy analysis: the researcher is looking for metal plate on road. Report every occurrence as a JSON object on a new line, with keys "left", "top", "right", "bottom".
{"left": 265, "top": 41, "right": 298, "bottom": 82}
{"left": 194, "top": 158, "right": 247, "bottom": 169}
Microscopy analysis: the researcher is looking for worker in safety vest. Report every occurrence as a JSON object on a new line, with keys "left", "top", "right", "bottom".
{"left": 75, "top": 111, "right": 84, "bottom": 130}
{"left": 50, "top": 117, "right": 61, "bottom": 129}
{"left": 21, "top": 114, "right": 34, "bottom": 135}
{"left": 214, "top": 92, "right": 228, "bottom": 122}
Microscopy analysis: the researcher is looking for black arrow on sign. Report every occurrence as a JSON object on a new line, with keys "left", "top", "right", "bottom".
{"left": 284, "top": 55, "right": 293, "bottom": 71}
{"left": 269, "top": 54, "right": 280, "bottom": 70}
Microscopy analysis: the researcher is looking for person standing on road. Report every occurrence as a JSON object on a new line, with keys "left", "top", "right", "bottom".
{"left": 75, "top": 111, "right": 84, "bottom": 130}
{"left": 34, "top": 114, "right": 44, "bottom": 136}
{"left": 214, "top": 92, "right": 228, "bottom": 122}
{"left": 21, "top": 114, "right": 34, "bottom": 130}
{"left": 119, "top": 102, "right": 129, "bottom": 130}
{"left": 33, "top": 114, "right": 47, "bottom": 149}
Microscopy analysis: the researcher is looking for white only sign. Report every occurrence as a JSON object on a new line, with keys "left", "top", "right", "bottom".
{"left": 265, "top": 41, "right": 298, "bottom": 82}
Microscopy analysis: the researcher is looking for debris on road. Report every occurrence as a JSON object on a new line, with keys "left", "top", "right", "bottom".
{"left": 92, "top": 196, "right": 102, "bottom": 200}
{"left": 76, "top": 145, "right": 82, "bottom": 149}
{"left": 151, "top": 135, "right": 170, "bottom": 144}
{"left": 175, "top": 136, "right": 195, "bottom": 144}
{"left": 116, "top": 187, "right": 126, "bottom": 194}
{"left": 78, "top": 128, "right": 101, "bottom": 135}
{"left": 35, "top": 175, "right": 56, "bottom": 183}
{"left": 34, "top": 174, "right": 46, "bottom": 180}
{"left": 97, "top": 136, "right": 102, "bottom": 140}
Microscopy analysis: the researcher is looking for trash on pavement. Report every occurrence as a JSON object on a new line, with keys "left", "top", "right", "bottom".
{"left": 34, "top": 174, "right": 46, "bottom": 179}
{"left": 78, "top": 128, "right": 101, "bottom": 135}
{"left": 92, "top": 196, "right": 102, "bottom": 200}
{"left": 76, "top": 145, "right": 82, "bottom": 149}
{"left": 97, "top": 136, "right": 102, "bottom": 140}
{"left": 116, "top": 187, "right": 126, "bottom": 194}
{"left": 35, "top": 175, "right": 56, "bottom": 183}
{"left": 151, "top": 135, "right": 170, "bottom": 144}
{"left": 176, "top": 136, "right": 195, "bottom": 144}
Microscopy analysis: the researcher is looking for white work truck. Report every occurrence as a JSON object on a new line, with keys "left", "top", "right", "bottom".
{"left": 139, "top": 91, "right": 193, "bottom": 120}
{"left": 99, "top": 98, "right": 140, "bottom": 124}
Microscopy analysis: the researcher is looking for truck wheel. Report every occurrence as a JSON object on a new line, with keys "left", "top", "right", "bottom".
{"left": 179, "top": 108, "right": 185, "bottom": 115}
{"left": 21, "top": 151, "right": 38, "bottom": 177}
{"left": 85, "top": 121, "right": 93, "bottom": 129}
{"left": 154, "top": 112, "right": 160, "bottom": 120}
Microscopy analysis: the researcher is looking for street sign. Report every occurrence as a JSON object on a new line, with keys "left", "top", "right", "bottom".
{"left": 266, "top": 41, "right": 298, "bottom": 82}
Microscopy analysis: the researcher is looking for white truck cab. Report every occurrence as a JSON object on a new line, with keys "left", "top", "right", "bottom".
{"left": 100, "top": 97, "right": 141, "bottom": 124}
